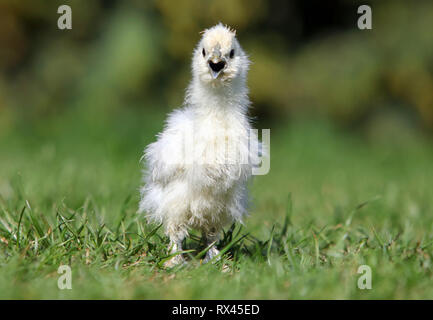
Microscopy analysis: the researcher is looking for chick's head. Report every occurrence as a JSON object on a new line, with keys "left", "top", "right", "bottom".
{"left": 193, "top": 23, "right": 249, "bottom": 84}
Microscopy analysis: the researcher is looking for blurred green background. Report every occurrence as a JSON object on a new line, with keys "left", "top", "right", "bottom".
{"left": 0, "top": 0, "right": 432, "bottom": 137}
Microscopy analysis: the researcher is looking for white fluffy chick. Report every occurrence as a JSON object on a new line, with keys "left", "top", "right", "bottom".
{"left": 139, "top": 23, "right": 260, "bottom": 267}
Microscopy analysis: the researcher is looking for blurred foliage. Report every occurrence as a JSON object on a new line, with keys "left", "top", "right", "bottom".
{"left": 0, "top": 0, "right": 432, "bottom": 138}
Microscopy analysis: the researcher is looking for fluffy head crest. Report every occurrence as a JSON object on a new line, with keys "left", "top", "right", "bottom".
{"left": 200, "top": 23, "right": 237, "bottom": 52}
{"left": 200, "top": 23, "right": 236, "bottom": 35}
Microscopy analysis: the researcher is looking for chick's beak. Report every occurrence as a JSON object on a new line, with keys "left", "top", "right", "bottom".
{"left": 208, "top": 47, "right": 226, "bottom": 79}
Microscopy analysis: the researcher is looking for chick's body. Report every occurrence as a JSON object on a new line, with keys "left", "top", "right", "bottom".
{"left": 139, "top": 24, "right": 259, "bottom": 265}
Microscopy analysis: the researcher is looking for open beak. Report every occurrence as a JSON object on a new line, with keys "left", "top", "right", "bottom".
{"left": 208, "top": 47, "right": 226, "bottom": 79}
{"left": 208, "top": 60, "right": 226, "bottom": 79}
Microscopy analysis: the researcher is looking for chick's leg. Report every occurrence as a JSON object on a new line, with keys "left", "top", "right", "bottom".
{"left": 164, "top": 225, "right": 187, "bottom": 268}
{"left": 203, "top": 229, "right": 221, "bottom": 263}
{"left": 165, "top": 239, "right": 185, "bottom": 267}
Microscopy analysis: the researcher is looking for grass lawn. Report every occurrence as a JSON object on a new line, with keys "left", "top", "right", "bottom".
{"left": 0, "top": 110, "right": 432, "bottom": 299}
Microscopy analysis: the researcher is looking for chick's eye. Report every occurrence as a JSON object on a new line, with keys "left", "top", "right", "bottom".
{"left": 202, "top": 48, "right": 206, "bottom": 57}
{"left": 230, "top": 49, "right": 235, "bottom": 58}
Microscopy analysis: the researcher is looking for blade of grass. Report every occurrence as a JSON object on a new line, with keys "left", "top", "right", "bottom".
{"left": 16, "top": 206, "right": 26, "bottom": 249}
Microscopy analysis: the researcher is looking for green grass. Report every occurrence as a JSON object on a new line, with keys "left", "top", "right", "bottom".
{"left": 1, "top": 111, "right": 433, "bottom": 299}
